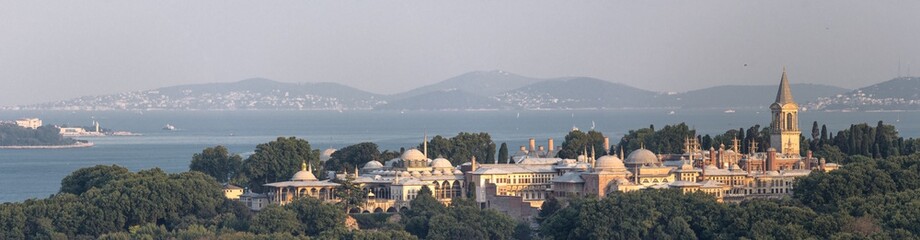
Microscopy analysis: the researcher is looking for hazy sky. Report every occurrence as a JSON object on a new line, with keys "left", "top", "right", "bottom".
{"left": 1, "top": 1, "right": 919, "bottom": 106}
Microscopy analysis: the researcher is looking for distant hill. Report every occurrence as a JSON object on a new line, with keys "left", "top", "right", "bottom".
{"left": 388, "top": 70, "right": 543, "bottom": 100}
{"left": 5, "top": 70, "right": 859, "bottom": 111}
{"left": 494, "top": 77, "right": 662, "bottom": 109}
{"left": 809, "top": 77, "right": 920, "bottom": 111}
{"left": 376, "top": 90, "right": 507, "bottom": 110}
{"left": 15, "top": 78, "right": 385, "bottom": 111}
{"left": 665, "top": 84, "right": 849, "bottom": 109}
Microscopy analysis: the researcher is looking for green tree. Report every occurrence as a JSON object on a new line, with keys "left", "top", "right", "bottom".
{"left": 421, "top": 132, "right": 496, "bottom": 165}
{"left": 285, "top": 197, "right": 346, "bottom": 236}
{"left": 332, "top": 175, "right": 366, "bottom": 212}
{"left": 616, "top": 123, "right": 695, "bottom": 154}
{"left": 189, "top": 145, "right": 243, "bottom": 183}
{"left": 512, "top": 222, "right": 533, "bottom": 240}
{"left": 59, "top": 165, "right": 133, "bottom": 195}
{"left": 250, "top": 205, "right": 301, "bottom": 235}
{"left": 241, "top": 137, "right": 320, "bottom": 193}
{"left": 557, "top": 130, "right": 607, "bottom": 159}
{"left": 498, "top": 142, "right": 509, "bottom": 164}
{"left": 325, "top": 142, "right": 381, "bottom": 172}
{"left": 401, "top": 186, "right": 446, "bottom": 238}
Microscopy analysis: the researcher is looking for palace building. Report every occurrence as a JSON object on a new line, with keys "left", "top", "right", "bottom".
{"left": 235, "top": 69, "right": 839, "bottom": 221}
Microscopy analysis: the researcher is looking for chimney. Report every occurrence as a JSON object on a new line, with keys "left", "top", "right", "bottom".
{"left": 548, "top": 138, "right": 554, "bottom": 152}
{"left": 529, "top": 138, "right": 536, "bottom": 152}
{"left": 820, "top": 158, "right": 826, "bottom": 171}
{"left": 471, "top": 156, "right": 478, "bottom": 171}
{"left": 603, "top": 137, "right": 610, "bottom": 152}
{"left": 767, "top": 148, "right": 777, "bottom": 171}
{"left": 538, "top": 146, "right": 545, "bottom": 152}
{"left": 701, "top": 162, "right": 707, "bottom": 181}
{"left": 520, "top": 146, "right": 526, "bottom": 152}
{"left": 806, "top": 150, "right": 813, "bottom": 160}
{"left": 708, "top": 148, "right": 716, "bottom": 166}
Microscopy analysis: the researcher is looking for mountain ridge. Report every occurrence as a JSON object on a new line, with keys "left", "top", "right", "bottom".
{"left": 3, "top": 71, "right": 868, "bottom": 111}
{"left": 808, "top": 77, "right": 920, "bottom": 111}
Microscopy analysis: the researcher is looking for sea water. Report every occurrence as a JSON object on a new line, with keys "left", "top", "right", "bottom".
{"left": 1, "top": 109, "right": 917, "bottom": 202}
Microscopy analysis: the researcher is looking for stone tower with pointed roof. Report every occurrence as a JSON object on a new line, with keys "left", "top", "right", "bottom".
{"left": 770, "top": 68, "right": 800, "bottom": 155}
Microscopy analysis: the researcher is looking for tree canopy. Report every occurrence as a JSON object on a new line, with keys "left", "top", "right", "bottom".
{"left": 420, "top": 132, "right": 496, "bottom": 165}
{"left": 556, "top": 130, "right": 607, "bottom": 159}
{"left": 241, "top": 137, "right": 320, "bottom": 193}
{"left": 189, "top": 145, "right": 243, "bottom": 183}
{"left": 325, "top": 142, "right": 381, "bottom": 172}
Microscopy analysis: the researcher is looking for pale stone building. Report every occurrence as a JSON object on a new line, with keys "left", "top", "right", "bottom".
{"left": 240, "top": 69, "right": 839, "bottom": 222}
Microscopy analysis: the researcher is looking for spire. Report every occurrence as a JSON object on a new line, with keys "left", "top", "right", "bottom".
{"left": 308, "top": 162, "right": 313, "bottom": 173}
{"left": 354, "top": 165, "right": 359, "bottom": 179}
{"left": 301, "top": 160, "right": 307, "bottom": 171}
{"left": 423, "top": 132, "right": 428, "bottom": 159}
{"left": 775, "top": 67, "right": 795, "bottom": 104}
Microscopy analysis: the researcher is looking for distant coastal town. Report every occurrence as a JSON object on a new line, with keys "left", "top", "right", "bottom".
{"left": 0, "top": 117, "right": 140, "bottom": 148}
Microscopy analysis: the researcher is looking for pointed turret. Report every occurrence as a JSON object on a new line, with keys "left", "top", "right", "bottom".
{"left": 775, "top": 67, "right": 796, "bottom": 105}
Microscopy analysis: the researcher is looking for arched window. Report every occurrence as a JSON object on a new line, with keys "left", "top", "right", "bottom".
{"left": 786, "top": 113, "right": 793, "bottom": 130}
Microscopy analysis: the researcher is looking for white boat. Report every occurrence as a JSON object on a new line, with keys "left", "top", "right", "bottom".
{"left": 163, "top": 124, "right": 176, "bottom": 131}
{"left": 111, "top": 131, "right": 142, "bottom": 136}
{"left": 724, "top": 109, "right": 736, "bottom": 113}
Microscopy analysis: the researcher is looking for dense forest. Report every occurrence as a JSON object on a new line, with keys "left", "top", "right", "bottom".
{"left": 0, "top": 124, "right": 77, "bottom": 146}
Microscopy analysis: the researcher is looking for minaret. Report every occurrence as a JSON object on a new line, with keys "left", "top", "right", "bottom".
{"left": 770, "top": 67, "right": 801, "bottom": 155}
{"left": 423, "top": 133, "right": 428, "bottom": 159}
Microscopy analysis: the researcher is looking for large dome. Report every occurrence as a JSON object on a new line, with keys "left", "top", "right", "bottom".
{"left": 401, "top": 149, "right": 427, "bottom": 161}
{"left": 595, "top": 155, "right": 626, "bottom": 170}
{"left": 291, "top": 170, "right": 317, "bottom": 181}
{"left": 626, "top": 149, "right": 659, "bottom": 165}
{"left": 363, "top": 160, "right": 383, "bottom": 169}
{"left": 430, "top": 158, "right": 453, "bottom": 169}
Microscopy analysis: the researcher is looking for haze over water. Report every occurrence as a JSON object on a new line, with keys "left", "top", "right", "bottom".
{"left": 1, "top": 109, "right": 918, "bottom": 202}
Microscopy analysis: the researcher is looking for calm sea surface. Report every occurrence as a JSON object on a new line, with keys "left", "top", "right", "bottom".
{"left": 1, "top": 109, "right": 918, "bottom": 202}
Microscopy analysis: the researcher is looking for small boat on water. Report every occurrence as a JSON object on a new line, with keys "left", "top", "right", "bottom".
{"left": 162, "top": 124, "right": 176, "bottom": 131}
{"left": 110, "top": 131, "right": 142, "bottom": 136}
{"left": 724, "top": 109, "right": 736, "bottom": 113}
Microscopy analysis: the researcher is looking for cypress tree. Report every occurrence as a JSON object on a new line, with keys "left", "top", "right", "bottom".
{"left": 498, "top": 142, "right": 509, "bottom": 164}
{"left": 812, "top": 121, "right": 820, "bottom": 140}
{"left": 820, "top": 125, "right": 828, "bottom": 144}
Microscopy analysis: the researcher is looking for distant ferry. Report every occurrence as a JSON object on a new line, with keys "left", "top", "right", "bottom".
{"left": 110, "top": 131, "right": 142, "bottom": 136}
{"left": 724, "top": 109, "right": 736, "bottom": 113}
{"left": 162, "top": 124, "right": 176, "bottom": 131}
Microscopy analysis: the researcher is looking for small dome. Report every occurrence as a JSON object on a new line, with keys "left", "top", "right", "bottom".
{"left": 363, "top": 160, "right": 384, "bottom": 169}
{"left": 704, "top": 165, "right": 719, "bottom": 171}
{"left": 452, "top": 170, "right": 463, "bottom": 175}
{"left": 291, "top": 170, "right": 317, "bottom": 181}
{"left": 421, "top": 171, "right": 432, "bottom": 176}
{"left": 595, "top": 155, "right": 626, "bottom": 170}
{"left": 401, "top": 149, "right": 427, "bottom": 161}
{"left": 431, "top": 170, "right": 443, "bottom": 176}
{"left": 411, "top": 171, "right": 422, "bottom": 177}
{"left": 430, "top": 158, "right": 453, "bottom": 169}
{"left": 577, "top": 155, "right": 588, "bottom": 162}
{"left": 626, "top": 149, "right": 660, "bottom": 165}
{"left": 400, "top": 171, "right": 411, "bottom": 177}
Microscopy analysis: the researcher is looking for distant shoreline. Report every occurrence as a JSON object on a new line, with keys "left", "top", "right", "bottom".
{"left": 0, "top": 142, "right": 94, "bottom": 149}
